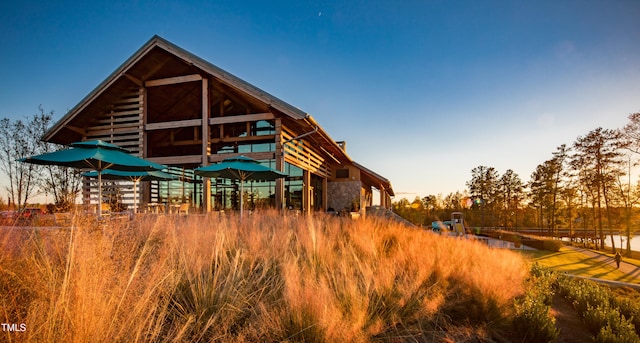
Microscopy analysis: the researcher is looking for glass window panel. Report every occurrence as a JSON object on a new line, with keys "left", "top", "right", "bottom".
{"left": 224, "top": 122, "right": 248, "bottom": 138}
{"left": 151, "top": 167, "right": 196, "bottom": 206}
{"left": 207, "top": 158, "right": 279, "bottom": 211}
{"left": 211, "top": 142, "right": 237, "bottom": 154}
{"left": 285, "top": 162, "right": 303, "bottom": 178}
{"left": 251, "top": 120, "right": 275, "bottom": 136}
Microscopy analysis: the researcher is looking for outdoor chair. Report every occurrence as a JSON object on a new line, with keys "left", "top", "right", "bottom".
{"left": 177, "top": 203, "right": 189, "bottom": 215}
{"left": 101, "top": 203, "right": 111, "bottom": 216}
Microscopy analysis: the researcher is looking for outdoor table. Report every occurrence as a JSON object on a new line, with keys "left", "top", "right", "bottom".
{"left": 146, "top": 203, "right": 165, "bottom": 214}
{"left": 169, "top": 204, "right": 180, "bottom": 214}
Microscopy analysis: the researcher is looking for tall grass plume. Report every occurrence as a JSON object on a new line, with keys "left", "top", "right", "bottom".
{"left": 0, "top": 211, "right": 527, "bottom": 342}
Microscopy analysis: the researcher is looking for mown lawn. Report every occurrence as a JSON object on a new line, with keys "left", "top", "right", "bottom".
{"left": 520, "top": 247, "right": 640, "bottom": 283}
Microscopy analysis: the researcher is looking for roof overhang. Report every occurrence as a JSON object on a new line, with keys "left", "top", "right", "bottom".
{"left": 353, "top": 161, "right": 395, "bottom": 196}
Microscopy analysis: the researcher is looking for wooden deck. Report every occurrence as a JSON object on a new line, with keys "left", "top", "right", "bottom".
{"left": 477, "top": 227, "right": 616, "bottom": 241}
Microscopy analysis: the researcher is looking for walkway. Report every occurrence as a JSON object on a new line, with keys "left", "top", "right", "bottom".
{"left": 563, "top": 245, "right": 640, "bottom": 289}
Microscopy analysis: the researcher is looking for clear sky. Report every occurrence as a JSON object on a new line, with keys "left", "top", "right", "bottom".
{"left": 1, "top": 1, "right": 639, "bottom": 201}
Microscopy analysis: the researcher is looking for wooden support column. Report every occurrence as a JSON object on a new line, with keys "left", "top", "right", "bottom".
{"left": 201, "top": 78, "right": 212, "bottom": 212}
{"left": 362, "top": 188, "right": 368, "bottom": 220}
{"left": 380, "top": 188, "right": 386, "bottom": 208}
{"left": 322, "top": 177, "right": 328, "bottom": 211}
{"left": 303, "top": 170, "right": 311, "bottom": 215}
{"left": 141, "top": 86, "right": 151, "bottom": 206}
{"left": 275, "top": 118, "right": 285, "bottom": 210}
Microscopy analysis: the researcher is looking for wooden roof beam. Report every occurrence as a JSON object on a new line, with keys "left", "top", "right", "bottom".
{"left": 153, "top": 139, "right": 203, "bottom": 148}
{"left": 210, "top": 81, "right": 253, "bottom": 111}
{"left": 65, "top": 125, "right": 87, "bottom": 136}
{"left": 208, "top": 112, "right": 274, "bottom": 125}
{"left": 145, "top": 119, "right": 202, "bottom": 131}
{"left": 145, "top": 74, "right": 202, "bottom": 87}
{"left": 123, "top": 73, "right": 143, "bottom": 87}
{"left": 149, "top": 155, "right": 202, "bottom": 166}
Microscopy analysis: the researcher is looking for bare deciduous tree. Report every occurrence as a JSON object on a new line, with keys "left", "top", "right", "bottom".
{"left": 0, "top": 108, "right": 52, "bottom": 209}
{"left": 28, "top": 118, "right": 81, "bottom": 211}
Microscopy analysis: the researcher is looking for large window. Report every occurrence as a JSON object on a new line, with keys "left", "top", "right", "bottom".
{"left": 210, "top": 159, "right": 278, "bottom": 211}
{"left": 285, "top": 162, "right": 303, "bottom": 210}
{"left": 212, "top": 140, "right": 275, "bottom": 154}
{"left": 147, "top": 156, "right": 314, "bottom": 212}
{"left": 150, "top": 167, "right": 198, "bottom": 206}
{"left": 211, "top": 120, "right": 276, "bottom": 154}
{"left": 251, "top": 120, "right": 275, "bottom": 136}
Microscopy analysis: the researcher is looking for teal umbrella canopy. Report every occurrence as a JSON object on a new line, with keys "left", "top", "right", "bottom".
{"left": 194, "top": 156, "right": 286, "bottom": 218}
{"left": 194, "top": 155, "right": 286, "bottom": 182}
{"left": 20, "top": 140, "right": 166, "bottom": 217}
{"left": 20, "top": 140, "right": 165, "bottom": 172}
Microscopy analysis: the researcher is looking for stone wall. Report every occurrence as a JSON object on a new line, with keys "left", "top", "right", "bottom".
{"left": 327, "top": 181, "right": 361, "bottom": 212}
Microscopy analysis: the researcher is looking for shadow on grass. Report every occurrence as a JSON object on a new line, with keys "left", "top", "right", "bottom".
{"left": 520, "top": 249, "right": 639, "bottom": 283}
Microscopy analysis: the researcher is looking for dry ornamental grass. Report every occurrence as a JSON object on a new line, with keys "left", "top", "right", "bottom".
{"left": 0, "top": 211, "right": 528, "bottom": 342}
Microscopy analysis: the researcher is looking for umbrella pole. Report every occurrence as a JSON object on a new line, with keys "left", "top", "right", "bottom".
{"left": 98, "top": 171, "right": 102, "bottom": 218}
{"left": 240, "top": 181, "right": 243, "bottom": 220}
{"left": 133, "top": 180, "right": 138, "bottom": 214}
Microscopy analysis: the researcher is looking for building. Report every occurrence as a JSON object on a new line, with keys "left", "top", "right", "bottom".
{"left": 43, "top": 35, "right": 394, "bottom": 214}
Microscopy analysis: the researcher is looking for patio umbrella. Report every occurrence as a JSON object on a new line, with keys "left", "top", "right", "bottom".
{"left": 82, "top": 169, "right": 177, "bottom": 213}
{"left": 19, "top": 140, "right": 166, "bottom": 217}
{"left": 194, "top": 155, "right": 286, "bottom": 219}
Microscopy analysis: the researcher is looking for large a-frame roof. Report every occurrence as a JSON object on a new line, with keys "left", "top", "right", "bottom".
{"left": 42, "top": 35, "right": 393, "bottom": 195}
{"left": 44, "top": 35, "right": 311, "bottom": 142}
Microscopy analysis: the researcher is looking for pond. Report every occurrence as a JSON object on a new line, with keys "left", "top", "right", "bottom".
{"left": 604, "top": 235, "right": 639, "bottom": 252}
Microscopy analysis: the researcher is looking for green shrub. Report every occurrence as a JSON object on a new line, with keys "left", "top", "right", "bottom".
{"left": 555, "top": 274, "right": 572, "bottom": 298}
{"left": 595, "top": 320, "right": 640, "bottom": 343}
{"left": 512, "top": 293, "right": 558, "bottom": 342}
{"left": 520, "top": 237, "right": 564, "bottom": 251}
{"left": 529, "top": 263, "right": 557, "bottom": 305}
{"left": 584, "top": 304, "right": 617, "bottom": 335}
{"left": 560, "top": 278, "right": 615, "bottom": 314}
{"left": 616, "top": 296, "right": 640, "bottom": 336}
{"left": 542, "top": 239, "right": 564, "bottom": 252}
{"left": 512, "top": 264, "right": 559, "bottom": 342}
{"left": 602, "top": 308, "right": 640, "bottom": 343}
{"left": 555, "top": 273, "right": 640, "bottom": 343}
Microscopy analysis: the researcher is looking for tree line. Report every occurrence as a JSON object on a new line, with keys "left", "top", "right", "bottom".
{"left": 394, "top": 112, "right": 640, "bottom": 255}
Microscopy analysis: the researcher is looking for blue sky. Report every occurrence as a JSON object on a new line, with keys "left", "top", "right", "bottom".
{"left": 1, "top": 1, "right": 640, "bottom": 201}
